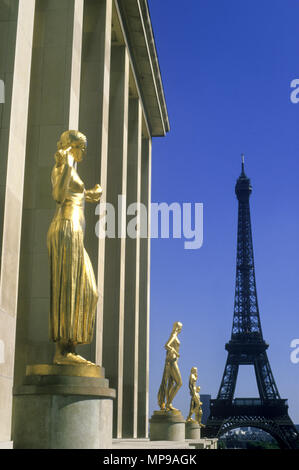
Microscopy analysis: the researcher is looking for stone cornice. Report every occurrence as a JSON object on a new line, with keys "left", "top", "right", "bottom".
{"left": 117, "top": 0, "right": 170, "bottom": 137}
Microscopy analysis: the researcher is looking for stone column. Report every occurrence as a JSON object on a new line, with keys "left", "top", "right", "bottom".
{"left": 69, "top": 0, "right": 84, "bottom": 130}
{"left": 137, "top": 137, "right": 152, "bottom": 438}
{"left": 102, "top": 45, "right": 129, "bottom": 438}
{"left": 13, "top": 0, "right": 84, "bottom": 387}
{"left": 122, "top": 98, "right": 142, "bottom": 438}
{"left": 78, "top": 0, "right": 112, "bottom": 364}
{"left": 0, "top": 0, "right": 19, "bottom": 271}
{"left": 0, "top": 0, "right": 36, "bottom": 447}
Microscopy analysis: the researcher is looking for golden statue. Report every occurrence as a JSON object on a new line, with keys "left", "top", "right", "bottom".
{"left": 47, "top": 130, "right": 102, "bottom": 366}
{"left": 158, "top": 321, "right": 183, "bottom": 412}
{"left": 186, "top": 366, "right": 204, "bottom": 426}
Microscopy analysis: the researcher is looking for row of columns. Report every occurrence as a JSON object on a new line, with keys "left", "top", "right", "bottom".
{"left": 0, "top": 0, "right": 36, "bottom": 444}
{"left": 0, "top": 0, "right": 152, "bottom": 442}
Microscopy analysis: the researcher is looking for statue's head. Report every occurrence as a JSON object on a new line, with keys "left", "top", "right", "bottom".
{"left": 58, "top": 130, "right": 87, "bottom": 162}
{"left": 191, "top": 366, "right": 198, "bottom": 375}
{"left": 172, "top": 321, "right": 183, "bottom": 334}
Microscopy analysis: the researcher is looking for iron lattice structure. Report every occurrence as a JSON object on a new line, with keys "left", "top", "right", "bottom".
{"left": 203, "top": 160, "right": 299, "bottom": 449}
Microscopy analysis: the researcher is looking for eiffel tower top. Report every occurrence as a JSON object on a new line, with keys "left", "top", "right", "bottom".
{"left": 235, "top": 154, "right": 252, "bottom": 201}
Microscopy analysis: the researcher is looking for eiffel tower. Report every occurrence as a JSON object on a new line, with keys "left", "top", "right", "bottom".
{"left": 203, "top": 157, "right": 299, "bottom": 449}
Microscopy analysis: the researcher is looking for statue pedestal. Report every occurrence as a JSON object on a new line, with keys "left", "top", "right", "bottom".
{"left": 185, "top": 420, "right": 201, "bottom": 440}
{"left": 12, "top": 364, "right": 116, "bottom": 449}
{"left": 149, "top": 410, "right": 185, "bottom": 441}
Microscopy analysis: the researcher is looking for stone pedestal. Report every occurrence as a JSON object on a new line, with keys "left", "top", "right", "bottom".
{"left": 12, "top": 364, "right": 116, "bottom": 449}
{"left": 149, "top": 410, "right": 185, "bottom": 441}
{"left": 185, "top": 420, "right": 201, "bottom": 440}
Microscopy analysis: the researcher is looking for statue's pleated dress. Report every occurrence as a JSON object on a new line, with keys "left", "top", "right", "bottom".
{"left": 47, "top": 159, "right": 98, "bottom": 344}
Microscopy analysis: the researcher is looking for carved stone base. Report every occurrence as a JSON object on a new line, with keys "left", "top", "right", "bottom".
{"left": 149, "top": 410, "right": 185, "bottom": 441}
{"left": 185, "top": 420, "right": 201, "bottom": 440}
{"left": 12, "top": 364, "right": 115, "bottom": 449}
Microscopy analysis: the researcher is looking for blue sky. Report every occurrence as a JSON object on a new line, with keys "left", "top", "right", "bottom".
{"left": 148, "top": 0, "right": 299, "bottom": 424}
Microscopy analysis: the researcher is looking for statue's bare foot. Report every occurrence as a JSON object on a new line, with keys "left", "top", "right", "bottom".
{"left": 54, "top": 352, "right": 94, "bottom": 366}
{"left": 166, "top": 403, "right": 178, "bottom": 412}
{"left": 72, "top": 353, "right": 95, "bottom": 365}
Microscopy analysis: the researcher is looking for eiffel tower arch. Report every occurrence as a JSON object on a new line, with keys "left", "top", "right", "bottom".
{"left": 202, "top": 157, "right": 299, "bottom": 449}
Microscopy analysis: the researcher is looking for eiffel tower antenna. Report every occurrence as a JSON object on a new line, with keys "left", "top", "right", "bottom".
{"left": 203, "top": 161, "right": 299, "bottom": 449}
{"left": 241, "top": 153, "right": 245, "bottom": 174}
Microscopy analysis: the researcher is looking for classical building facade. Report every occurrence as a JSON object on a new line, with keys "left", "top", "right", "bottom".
{"left": 0, "top": 0, "right": 169, "bottom": 447}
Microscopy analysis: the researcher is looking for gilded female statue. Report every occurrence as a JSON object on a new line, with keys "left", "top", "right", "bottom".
{"left": 158, "top": 321, "right": 183, "bottom": 411}
{"left": 186, "top": 366, "right": 204, "bottom": 426}
{"left": 47, "top": 130, "right": 102, "bottom": 365}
